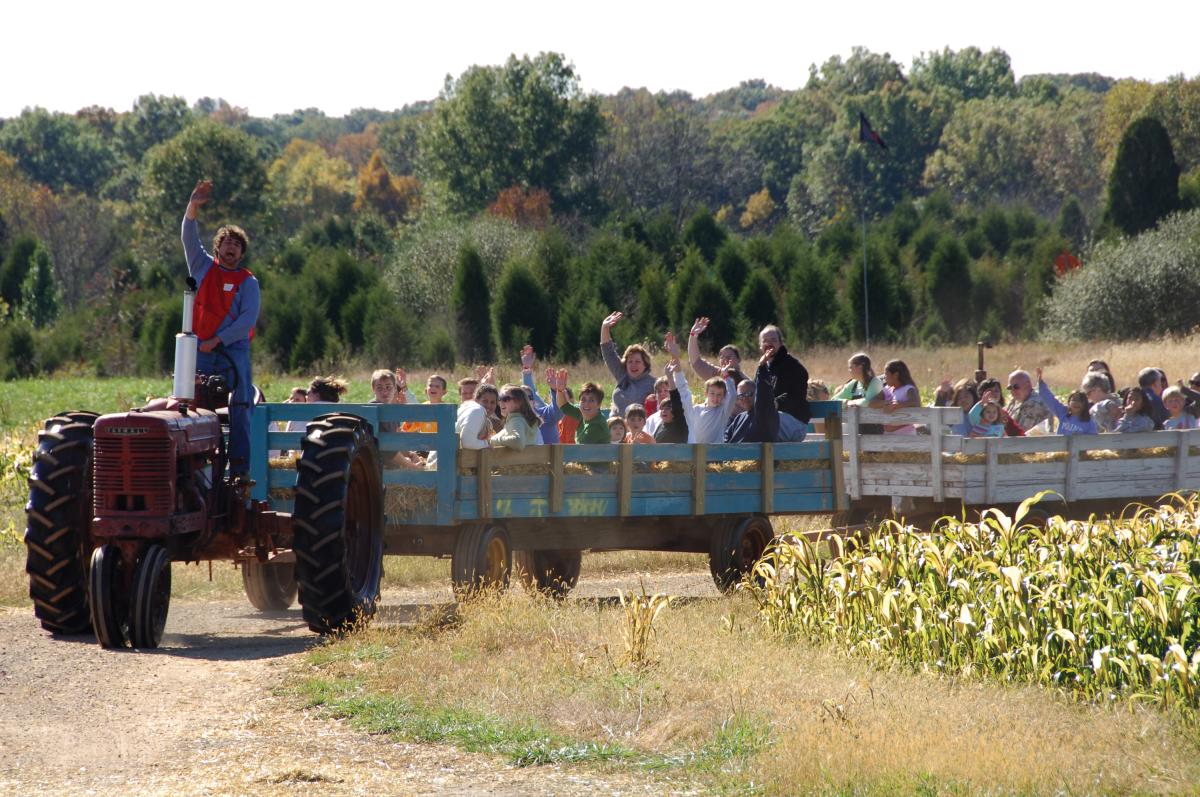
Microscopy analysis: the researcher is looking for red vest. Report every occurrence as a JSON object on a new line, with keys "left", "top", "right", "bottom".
{"left": 194, "top": 261, "right": 255, "bottom": 341}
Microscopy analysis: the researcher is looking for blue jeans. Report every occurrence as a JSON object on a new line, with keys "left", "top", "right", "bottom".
{"left": 197, "top": 345, "right": 253, "bottom": 473}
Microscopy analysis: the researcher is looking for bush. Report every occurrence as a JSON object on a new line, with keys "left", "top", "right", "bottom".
{"left": 0, "top": 320, "right": 36, "bottom": 380}
{"left": 1043, "top": 209, "right": 1200, "bottom": 340}
{"left": 421, "top": 328, "right": 457, "bottom": 369}
{"left": 451, "top": 244, "right": 494, "bottom": 363}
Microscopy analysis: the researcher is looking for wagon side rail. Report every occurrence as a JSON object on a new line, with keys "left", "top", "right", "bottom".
{"left": 841, "top": 405, "right": 966, "bottom": 501}
{"left": 250, "top": 402, "right": 460, "bottom": 524}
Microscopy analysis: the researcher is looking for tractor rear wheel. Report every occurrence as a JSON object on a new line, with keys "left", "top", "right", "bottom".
{"left": 129, "top": 544, "right": 171, "bottom": 649}
{"left": 241, "top": 558, "right": 297, "bottom": 611}
{"left": 709, "top": 515, "right": 773, "bottom": 592}
{"left": 293, "top": 414, "right": 383, "bottom": 634}
{"left": 88, "top": 544, "right": 127, "bottom": 649}
{"left": 452, "top": 523, "right": 511, "bottom": 597}
{"left": 25, "top": 411, "right": 98, "bottom": 635}
{"left": 514, "top": 549, "right": 581, "bottom": 598}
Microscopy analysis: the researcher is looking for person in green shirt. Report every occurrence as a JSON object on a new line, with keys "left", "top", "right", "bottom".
{"left": 832, "top": 352, "right": 883, "bottom": 405}
{"left": 555, "top": 372, "right": 611, "bottom": 444}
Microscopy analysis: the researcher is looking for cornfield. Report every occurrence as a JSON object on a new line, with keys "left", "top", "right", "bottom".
{"left": 753, "top": 492, "right": 1200, "bottom": 718}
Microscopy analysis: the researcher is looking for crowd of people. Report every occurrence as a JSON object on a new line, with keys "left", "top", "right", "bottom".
{"left": 275, "top": 314, "right": 1200, "bottom": 469}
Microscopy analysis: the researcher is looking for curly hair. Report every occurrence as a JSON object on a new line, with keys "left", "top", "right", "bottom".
{"left": 307, "top": 376, "right": 348, "bottom": 402}
{"left": 213, "top": 225, "right": 249, "bottom": 258}
{"left": 620, "top": 344, "right": 652, "bottom": 374}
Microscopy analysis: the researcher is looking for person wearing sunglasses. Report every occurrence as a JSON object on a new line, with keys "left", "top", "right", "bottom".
{"left": 1004, "top": 370, "right": 1051, "bottom": 432}
{"left": 488, "top": 385, "right": 542, "bottom": 451}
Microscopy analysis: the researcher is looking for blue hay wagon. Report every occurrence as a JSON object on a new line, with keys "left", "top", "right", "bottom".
{"left": 249, "top": 401, "right": 846, "bottom": 609}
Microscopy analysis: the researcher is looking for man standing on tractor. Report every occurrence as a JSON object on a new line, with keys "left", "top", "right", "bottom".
{"left": 182, "top": 179, "right": 260, "bottom": 478}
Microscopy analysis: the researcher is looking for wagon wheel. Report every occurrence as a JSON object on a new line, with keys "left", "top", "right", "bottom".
{"left": 709, "top": 515, "right": 774, "bottom": 592}
{"left": 88, "top": 544, "right": 128, "bottom": 649}
{"left": 293, "top": 414, "right": 384, "bottom": 634}
{"left": 129, "top": 544, "right": 172, "bottom": 649}
{"left": 241, "top": 558, "right": 298, "bottom": 611}
{"left": 452, "top": 523, "right": 512, "bottom": 598}
{"left": 514, "top": 549, "right": 582, "bottom": 599}
{"left": 25, "top": 411, "right": 99, "bottom": 635}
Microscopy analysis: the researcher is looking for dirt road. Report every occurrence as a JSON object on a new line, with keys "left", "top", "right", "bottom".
{"left": 0, "top": 574, "right": 714, "bottom": 796}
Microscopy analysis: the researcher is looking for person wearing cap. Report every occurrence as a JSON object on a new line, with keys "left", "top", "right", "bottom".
{"left": 182, "top": 179, "right": 260, "bottom": 478}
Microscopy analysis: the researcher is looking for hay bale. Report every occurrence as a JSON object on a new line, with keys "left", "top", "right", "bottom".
{"left": 652, "top": 461, "right": 693, "bottom": 474}
{"left": 385, "top": 485, "right": 437, "bottom": 517}
{"left": 707, "top": 460, "right": 760, "bottom": 473}
{"left": 268, "top": 455, "right": 298, "bottom": 470}
{"left": 778, "top": 459, "right": 827, "bottom": 471}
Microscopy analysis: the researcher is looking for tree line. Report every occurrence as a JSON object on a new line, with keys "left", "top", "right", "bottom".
{"left": 0, "top": 47, "right": 1198, "bottom": 380}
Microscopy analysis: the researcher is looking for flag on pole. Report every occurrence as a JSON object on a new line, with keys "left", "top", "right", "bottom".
{"left": 859, "top": 112, "right": 888, "bottom": 151}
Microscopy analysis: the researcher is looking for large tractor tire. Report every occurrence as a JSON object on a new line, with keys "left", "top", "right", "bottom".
{"left": 24, "top": 411, "right": 99, "bottom": 635}
{"left": 293, "top": 414, "right": 384, "bottom": 634}
{"left": 241, "top": 558, "right": 297, "bottom": 611}
{"left": 451, "top": 523, "right": 512, "bottom": 597}
{"left": 514, "top": 549, "right": 582, "bottom": 599}
{"left": 709, "top": 515, "right": 773, "bottom": 592}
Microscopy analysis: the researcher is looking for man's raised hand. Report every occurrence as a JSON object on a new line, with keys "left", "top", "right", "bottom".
{"left": 690, "top": 317, "right": 709, "bottom": 337}
{"left": 190, "top": 180, "right": 213, "bottom": 206}
{"left": 521, "top": 345, "right": 536, "bottom": 371}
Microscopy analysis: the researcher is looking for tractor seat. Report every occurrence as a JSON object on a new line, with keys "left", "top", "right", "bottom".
{"left": 215, "top": 385, "right": 265, "bottom": 424}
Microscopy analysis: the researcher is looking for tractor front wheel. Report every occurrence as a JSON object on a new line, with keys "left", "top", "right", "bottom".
{"left": 129, "top": 544, "right": 171, "bottom": 649}
{"left": 88, "top": 544, "right": 128, "bottom": 649}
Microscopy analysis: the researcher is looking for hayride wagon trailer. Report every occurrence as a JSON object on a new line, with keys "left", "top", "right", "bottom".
{"left": 836, "top": 404, "right": 1200, "bottom": 526}
{"left": 249, "top": 400, "right": 847, "bottom": 630}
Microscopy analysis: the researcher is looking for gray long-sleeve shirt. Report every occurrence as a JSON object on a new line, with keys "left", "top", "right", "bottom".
{"left": 601, "top": 340, "right": 656, "bottom": 417}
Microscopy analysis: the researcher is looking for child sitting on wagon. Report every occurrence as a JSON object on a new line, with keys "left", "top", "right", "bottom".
{"left": 1161, "top": 386, "right": 1198, "bottom": 430}
{"left": 1116, "top": 387, "right": 1155, "bottom": 433}
{"left": 1035, "top": 368, "right": 1097, "bottom": 435}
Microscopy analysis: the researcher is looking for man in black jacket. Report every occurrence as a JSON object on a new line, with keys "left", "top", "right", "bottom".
{"left": 725, "top": 350, "right": 781, "bottom": 443}
{"left": 759, "top": 325, "right": 810, "bottom": 424}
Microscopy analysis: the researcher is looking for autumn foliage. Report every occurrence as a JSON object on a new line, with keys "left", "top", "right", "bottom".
{"left": 354, "top": 151, "right": 420, "bottom": 222}
{"left": 487, "top": 185, "right": 552, "bottom": 229}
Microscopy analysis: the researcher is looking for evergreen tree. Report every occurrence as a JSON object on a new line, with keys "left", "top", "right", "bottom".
{"left": 451, "top": 244, "right": 494, "bottom": 362}
{"left": 20, "top": 243, "right": 59, "bottom": 328}
{"left": 714, "top": 240, "right": 750, "bottom": 297}
{"left": 1057, "top": 195, "right": 1088, "bottom": 251}
{"left": 669, "top": 249, "right": 707, "bottom": 330}
{"left": 291, "top": 305, "right": 330, "bottom": 371}
{"left": 926, "top": 236, "right": 973, "bottom": 339}
{"left": 682, "top": 209, "right": 727, "bottom": 263}
{"left": 634, "top": 263, "right": 670, "bottom": 341}
{"left": 681, "top": 278, "right": 734, "bottom": 349}
{"left": 0, "top": 235, "right": 38, "bottom": 314}
{"left": 787, "top": 256, "right": 837, "bottom": 345}
{"left": 493, "top": 259, "right": 553, "bottom": 357}
{"left": 1104, "top": 116, "right": 1181, "bottom": 237}
{"left": 736, "top": 269, "right": 780, "bottom": 332}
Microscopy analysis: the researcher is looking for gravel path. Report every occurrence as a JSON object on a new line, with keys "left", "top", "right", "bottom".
{"left": 0, "top": 570, "right": 716, "bottom": 796}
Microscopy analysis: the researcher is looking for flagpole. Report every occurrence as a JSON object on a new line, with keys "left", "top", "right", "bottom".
{"left": 858, "top": 145, "right": 870, "bottom": 347}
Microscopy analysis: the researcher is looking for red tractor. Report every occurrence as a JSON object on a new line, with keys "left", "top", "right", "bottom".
{"left": 24, "top": 283, "right": 384, "bottom": 648}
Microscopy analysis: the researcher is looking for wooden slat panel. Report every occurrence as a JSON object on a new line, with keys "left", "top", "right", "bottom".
{"left": 1064, "top": 433, "right": 1082, "bottom": 502}
{"left": 846, "top": 405, "right": 861, "bottom": 501}
{"left": 825, "top": 414, "right": 847, "bottom": 511}
{"left": 550, "top": 444, "right": 564, "bottom": 513}
{"left": 619, "top": 444, "right": 633, "bottom": 517}
{"left": 928, "top": 410, "right": 944, "bottom": 502}
{"left": 984, "top": 438, "right": 998, "bottom": 504}
{"left": 853, "top": 406, "right": 964, "bottom": 426}
{"left": 761, "top": 442, "right": 774, "bottom": 514}
{"left": 477, "top": 447, "right": 491, "bottom": 518}
{"left": 1175, "top": 430, "right": 1189, "bottom": 492}
{"left": 693, "top": 444, "right": 707, "bottom": 515}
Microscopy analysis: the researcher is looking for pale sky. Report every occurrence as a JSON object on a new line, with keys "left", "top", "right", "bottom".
{"left": 5, "top": 0, "right": 1198, "bottom": 118}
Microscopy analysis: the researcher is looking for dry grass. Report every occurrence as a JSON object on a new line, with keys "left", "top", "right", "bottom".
{"left": 306, "top": 590, "right": 1200, "bottom": 795}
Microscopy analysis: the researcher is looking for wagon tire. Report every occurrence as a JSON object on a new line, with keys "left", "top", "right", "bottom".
{"left": 293, "top": 414, "right": 383, "bottom": 634}
{"left": 452, "top": 523, "right": 511, "bottom": 598}
{"left": 709, "top": 515, "right": 773, "bottom": 592}
{"left": 129, "top": 544, "right": 171, "bottom": 649}
{"left": 241, "top": 558, "right": 297, "bottom": 611}
{"left": 24, "top": 410, "right": 99, "bottom": 635}
{"left": 515, "top": 549, "right": 581, "bottom": 599}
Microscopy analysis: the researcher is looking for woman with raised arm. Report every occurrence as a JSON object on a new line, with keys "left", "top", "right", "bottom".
{"left": 599, "top": 310, "right": 656, "bottom": 416}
